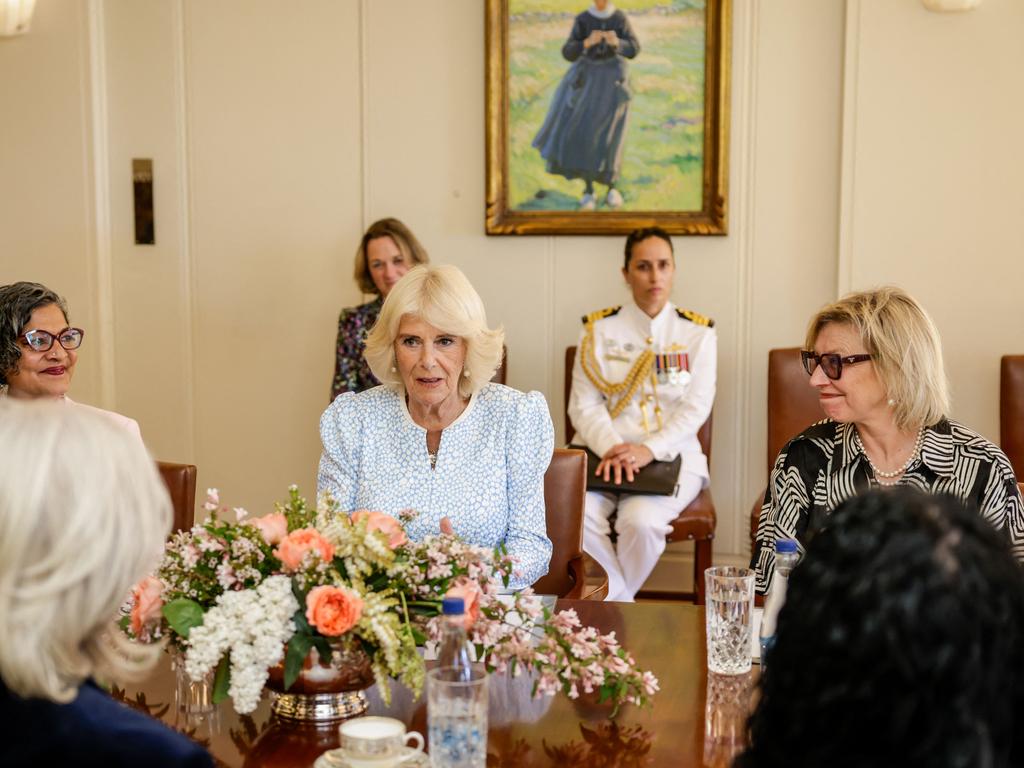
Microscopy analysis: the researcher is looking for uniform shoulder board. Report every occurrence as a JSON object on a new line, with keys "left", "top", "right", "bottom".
{"left": 676, "top": 308, "right": 715, "bottom": 328}
{"left": 581, "top": 305, "right": 622, "bottom": 325}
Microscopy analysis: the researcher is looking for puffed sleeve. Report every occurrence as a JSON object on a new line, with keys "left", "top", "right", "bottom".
{"left": 615, "top": 14, "right": 640, "bottom": 59}
{"left": 750, "top": 438, "right": 815, "bottom": 595}
{"left": 561, "top": 16, "right": 586, "bottom": 62}
{"left": 331, "top": 307, "right": 360, "bottom": 401}
{"left": 317, "top": 393, "right": 361, "bottom": 509}
{"left": 504, "top": 391, "right": 555, "bottom": 590}
{"left": 979, "top": 450, "right": 1024, "bottom": 563}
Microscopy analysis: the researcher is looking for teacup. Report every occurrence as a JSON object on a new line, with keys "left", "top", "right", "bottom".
{"left": 338, "top": 716, "right": 425, "bottom": 767}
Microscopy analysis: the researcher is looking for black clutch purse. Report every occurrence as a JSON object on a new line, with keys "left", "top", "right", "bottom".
{"left": 569, "top": 445, "right": 681, "bottom": 496}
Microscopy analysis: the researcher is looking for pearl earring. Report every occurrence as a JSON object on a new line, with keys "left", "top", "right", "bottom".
{"left": 463, "top": 370, "right": 470, "bottom": 378}
{"left": 887, "top": 398, "right": 896, "bottom": 407}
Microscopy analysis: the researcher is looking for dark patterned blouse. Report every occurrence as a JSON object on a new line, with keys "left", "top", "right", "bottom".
{"left": 331, "top": 297, "right": 382, "bottom": 400}
{"left": 752, "top": 418, "right": 1024, "bottom": 594}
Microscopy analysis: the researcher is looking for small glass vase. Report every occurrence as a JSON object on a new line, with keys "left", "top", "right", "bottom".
{"left": 264, "top": 638, "right": 375, "bottom": 721}
{"left": 172, "top": 649, "right": 216, "bottom": 717}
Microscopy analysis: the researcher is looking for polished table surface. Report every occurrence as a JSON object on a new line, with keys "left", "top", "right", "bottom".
{"left": 119, "top": 601, "right": 755, "bottom": 767}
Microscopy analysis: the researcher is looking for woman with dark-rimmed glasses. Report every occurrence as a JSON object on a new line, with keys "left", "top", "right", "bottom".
{"left": 751, "top": 286, "right": 1023, "bottom": 595}
{"left": 0, "top": 282, "right": 142, "bottom": 441}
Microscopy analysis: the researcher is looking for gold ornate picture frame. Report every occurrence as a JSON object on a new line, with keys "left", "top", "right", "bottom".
{"left": 485, "top": 0, "right": 731, "bottom": 235}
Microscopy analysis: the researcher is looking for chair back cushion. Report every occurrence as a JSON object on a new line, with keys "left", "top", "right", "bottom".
{"left": 156, "top": 461, "right": 197, "bottom": 533}
{"left": 533, "top": 448, "right": 586, "bottom": 597}
{"left": 1001, "top": 356, "right": 1024, "bottom": 479}
{"left": 565, "top": 346, "right": 712, "bottom": 458}
{"left": 491, "top": 345, "right": 508, "bottom": 385}
{"left": 767, "top": 348, "right": 824, "bottom": 471}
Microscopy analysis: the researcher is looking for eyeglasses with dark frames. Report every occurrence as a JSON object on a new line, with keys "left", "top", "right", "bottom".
{"left": 19, "top": 327, "right": 85, "bottom": 353}
{"left": 801, "top": 350, "right": 872, "bottom": 380}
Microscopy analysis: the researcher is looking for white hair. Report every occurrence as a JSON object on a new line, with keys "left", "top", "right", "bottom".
{"left": 0, "top": 400, "right": 171, "bottom": 702}
{"left": 364, "top": 264, "right": 505, "bottom": 397}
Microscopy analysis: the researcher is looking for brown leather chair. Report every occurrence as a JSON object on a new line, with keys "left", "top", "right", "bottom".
{"left": 564, "top": 346, "right": 715, "bottom": 604}
{"left": 533, "top": 448, "right": 607, "bottom": 599}
{"left": 491, "top": 345, "right": 508, "bottom": 385}
{"left": 749, "top": 348, "right": 824, "bottom": 550}
{"left": 157, "top": 461, "right": 197, "bottom": 533}
{"left": 1000, "top": 356, "right": 1024, "bottom": 480}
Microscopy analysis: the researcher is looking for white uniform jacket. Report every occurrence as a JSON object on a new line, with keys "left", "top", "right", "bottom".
{"left": 568, "top": 301, "right": 717, "bottom": 482}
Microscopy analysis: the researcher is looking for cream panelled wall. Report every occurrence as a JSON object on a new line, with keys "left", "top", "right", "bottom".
{"left": 2, "top": 0, "right": 1017, "bottom": 590}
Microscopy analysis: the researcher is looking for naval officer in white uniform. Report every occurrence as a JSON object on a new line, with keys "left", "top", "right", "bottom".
{"left": 568, "top": 227, "right": 716, "bottom": 601}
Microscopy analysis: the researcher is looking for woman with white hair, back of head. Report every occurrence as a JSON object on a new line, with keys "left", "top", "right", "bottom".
{"left": 318, "top": 264, "right": 555, "bottom": 590}
{"left": 0, "top": 400, "right": 213, "bottom": 767}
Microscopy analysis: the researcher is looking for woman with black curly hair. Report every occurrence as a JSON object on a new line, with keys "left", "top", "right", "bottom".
{"left": 738, "top": 488, "right": 1024, "bottom": 768}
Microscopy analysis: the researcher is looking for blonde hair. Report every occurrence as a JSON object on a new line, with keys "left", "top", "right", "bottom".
{"left": 352, "top": 218, "right": 430, "bottom": 296}
{"left": 805, "top": 286, "right": 950, "bottom": 430}
{"left": 364, "top": 264, "right": 504, "bottom": 398}
{"left": 0, "top": 400, "right": 171, "bottom": 702}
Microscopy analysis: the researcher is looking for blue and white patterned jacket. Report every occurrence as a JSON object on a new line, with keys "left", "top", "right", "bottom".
{"left": 318, "top": 383, "right": 554, "bottom": 589}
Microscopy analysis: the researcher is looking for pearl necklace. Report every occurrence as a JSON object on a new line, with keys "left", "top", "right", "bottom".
{"left": 854, "top": 425, "right": 924, "bottom": 484}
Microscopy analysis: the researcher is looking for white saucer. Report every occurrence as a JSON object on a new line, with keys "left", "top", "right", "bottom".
{"left": 314, "top": 745, "right": 430, "bottom": 768}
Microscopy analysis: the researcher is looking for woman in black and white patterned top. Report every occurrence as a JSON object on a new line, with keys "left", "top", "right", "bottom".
{"left": 752, "top": 287, "right": 1023, "bottom": 595}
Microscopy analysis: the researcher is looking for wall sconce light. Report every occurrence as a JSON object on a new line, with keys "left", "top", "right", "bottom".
{"left": 0, "top": 0, "right": 36, "bottom": 37}
{"left": 922, "top": 0, "right": 981, "bottom": 11}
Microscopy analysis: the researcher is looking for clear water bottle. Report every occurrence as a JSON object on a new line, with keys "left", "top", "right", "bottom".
{"left": 438, "top": 596, "right": 473, "bottom": 681}
{"left": 758, "top": 538, "right": 799, "bottom": 669}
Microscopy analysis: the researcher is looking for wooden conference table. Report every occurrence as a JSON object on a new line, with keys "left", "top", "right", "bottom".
{"left": 118, "top": 601, "right": 756, "bottom": 767}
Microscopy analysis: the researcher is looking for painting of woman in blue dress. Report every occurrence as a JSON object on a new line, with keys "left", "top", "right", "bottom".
{"left": 532, "top": 1, "right": 639, "bottom": 211}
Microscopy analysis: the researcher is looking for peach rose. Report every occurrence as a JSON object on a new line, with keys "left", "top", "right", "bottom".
{"left": 248, "top": 513, "right": 288, "bottom": 545}
{"left": 444, "top": 577, "right": 482, "bottom": 630}
{"left": 130, "top": 576, "right": 164, "bottom": 637}
{"left": 274, "top": 528, "right": 335, "bottom": 571}
{"left": 305, "top": 585, "right": 363, "bottom": 636}
{"left": 351, "top": 510, "right": 408, "bottom": 548}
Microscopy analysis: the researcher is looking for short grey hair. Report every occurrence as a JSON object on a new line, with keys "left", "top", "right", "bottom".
{"left": 0, "top": 282, "right": 70, "bottom": 386}
{"left": 0, "top": 400, "right": 171, "bottom": 702}
{"left": 364, "top": 265, "right": 504, "bottom": 398}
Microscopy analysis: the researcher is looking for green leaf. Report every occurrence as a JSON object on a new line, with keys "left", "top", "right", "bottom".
{"left": 284, "top": 633, "right": 312, "bottom": 691}
{"left": 411, "top": 627, "right": 427, "bottom": 645}
{"left": 161, "top": 598, "right": 205, "bottom": 639}
{"left": 598, "top": 684, "right": 612, "bottom": 704}
{"left": 311, "top": 635, "right": 332, "bottom": 664}
{"left": 212, "top": 655, "right": 231, "bottom": 704}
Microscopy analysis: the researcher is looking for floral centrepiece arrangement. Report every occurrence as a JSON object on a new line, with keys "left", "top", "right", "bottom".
{"left": 124, "top": 486, "right": 659, "bottom": 716}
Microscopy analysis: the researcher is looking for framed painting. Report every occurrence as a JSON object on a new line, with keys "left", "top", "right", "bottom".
{"left": 485, "top": 0, "right": 731, "bottom": 235}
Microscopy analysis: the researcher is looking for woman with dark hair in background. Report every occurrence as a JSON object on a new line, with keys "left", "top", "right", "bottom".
{"left": 739, "top": 488, "right": 1024, "bottom": 768}
{"left": 0, "top": 281, "right": 142, "bottom": 441}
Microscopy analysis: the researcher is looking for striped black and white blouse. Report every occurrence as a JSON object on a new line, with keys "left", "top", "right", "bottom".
{"left": 752, "top": 418, "right": 1024, "bottom": 594}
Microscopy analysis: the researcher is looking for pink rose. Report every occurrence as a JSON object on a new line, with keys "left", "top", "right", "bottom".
{"left": 444, "top": 577, "right": 482, "bottom": 630}
{"left": 248, "top": 513, "right": 289, "bottom": 545}
{"left": 130, "top": 576, "right": 164, "bottom": 637}
{"left": 305, "top": 585, "right": 363, "bottom": 636}
{"left": 274, "top": 528, "right": 335, "bottom": 571}
{"left": 351, "top": 510, "right": 408, "bottom": 548}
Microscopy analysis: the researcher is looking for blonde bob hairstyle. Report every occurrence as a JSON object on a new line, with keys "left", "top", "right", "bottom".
{"left": 364, "top": 264, "right": 504, "bottom": 398}
{"left": 805, "top": 286, "right": 950, "bottom": 431}
{"left": 353, "top": 218, "right": 430, "bottom": 296}
{"left": 0, "top": 400, "right": 171, "bottom": 702}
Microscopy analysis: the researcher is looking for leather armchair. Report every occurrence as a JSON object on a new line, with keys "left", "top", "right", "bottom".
{"left": 1000, "top": 356, "right": 1024, "bottom": 480}
{"left": 749, "top": 348, "right": 824, "bottom": 552}
{"left": 564, "top": 346, "right": 715, "bottom": 604}
{"left": 156, "top": 461, "right": 197, "bottom": 533}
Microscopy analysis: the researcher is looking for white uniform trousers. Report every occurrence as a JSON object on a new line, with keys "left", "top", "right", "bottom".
{"left": 583, "top": 471, "right": 704, "bottom": 602}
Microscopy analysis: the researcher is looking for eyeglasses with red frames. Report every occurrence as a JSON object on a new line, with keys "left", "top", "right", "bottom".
{"left": 801, "top": 350, "right": 872, "bottom": 380}
{"left": 19, "top": 327, "right": 85, "bottom": 353}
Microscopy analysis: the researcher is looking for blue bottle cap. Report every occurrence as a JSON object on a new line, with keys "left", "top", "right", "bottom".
{"left": 775, "top": 538, "right": 798, "bottom": 554}
{"left": 442, "top": 596, "right": 465, "bottom": 615}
